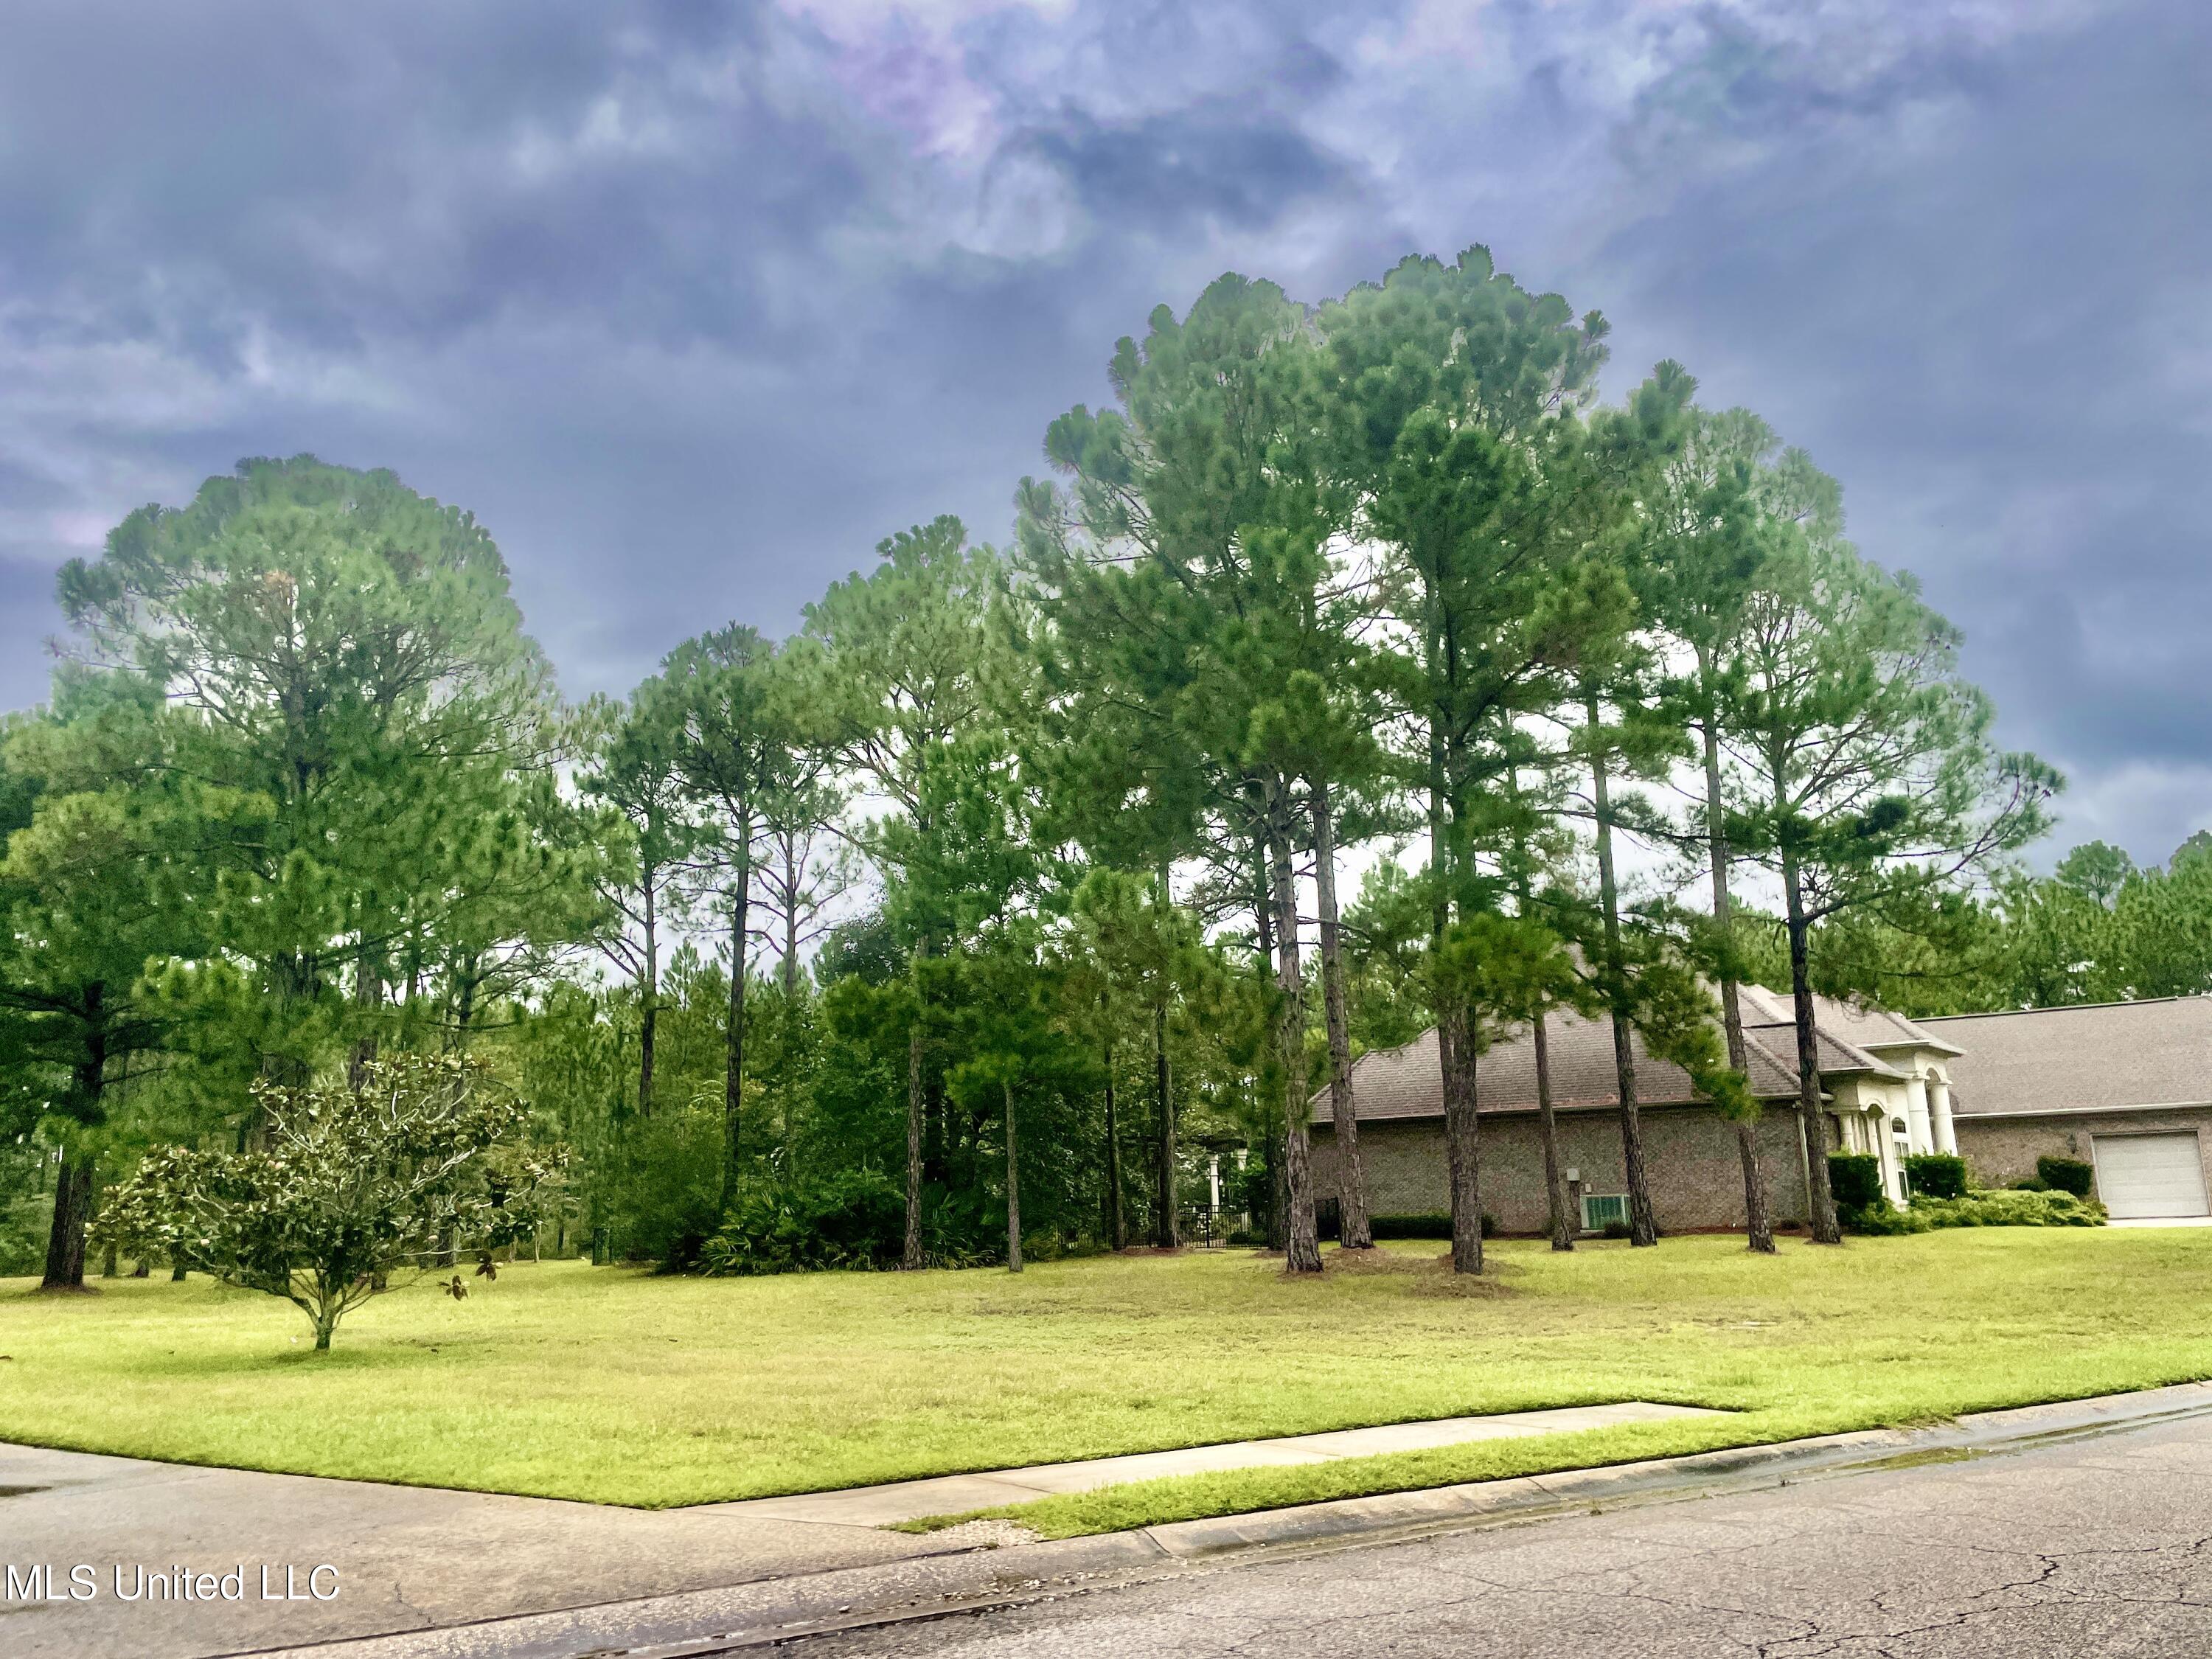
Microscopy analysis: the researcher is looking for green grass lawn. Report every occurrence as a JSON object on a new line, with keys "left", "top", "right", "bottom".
{"left": 3, "top": 1231, "right": 2209, "bottom": 1530}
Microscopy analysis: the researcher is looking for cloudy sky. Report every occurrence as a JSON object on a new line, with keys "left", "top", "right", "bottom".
{"left": 2, "top": 0, "right": 2205, "bottom": 864}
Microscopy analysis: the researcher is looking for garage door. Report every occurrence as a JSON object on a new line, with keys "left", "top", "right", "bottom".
{"left": 2092, "top": 1133, "right": 2210, "bottom": 1220}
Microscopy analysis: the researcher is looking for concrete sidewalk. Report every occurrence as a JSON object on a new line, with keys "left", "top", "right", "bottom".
{"left": 0, "top": 1400, "right": 1711, "bottom": 1658}
{"left": 280, "top": 1380, "right": 2212, "bottom": 1659}
{"left": 707, "top": 1400, "right": 1722, "bottom": 1526}
{"left": 11, "top": 1388, "right": 2212, "bottom": 1658}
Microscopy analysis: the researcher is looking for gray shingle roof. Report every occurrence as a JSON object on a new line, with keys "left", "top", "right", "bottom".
{"left": 1924, "top": 997, "right": 2212, "bottom": 1117}
{"left": 1308, "top": 1001, "right": 1867, "bottom": 1125}
{"left": 1736, "top": 984, "right": 1962, "bottom": 1057}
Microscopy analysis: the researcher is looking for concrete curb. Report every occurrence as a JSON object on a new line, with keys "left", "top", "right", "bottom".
{"left": 260, "top": 1380, "right": 2212, "bottom": 1659}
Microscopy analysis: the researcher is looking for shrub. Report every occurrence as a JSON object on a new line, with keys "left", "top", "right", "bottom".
{"left": 1368, "top": 1213, "right": 1449, "bottom": 1239}
{"left": 1846, "top": 1200, "right": 1932, "bottom": 1236}
{"left": 1234, "top": 1155, "right": 1276, "bottom": 1241}
{"left": 591, "top": 1106, "right": 724, "bottom": 1269}
{"left": 92, "top": 1056, "right": 559, "bottom": 1350}
{"left": 1020, "top": 1232, "right": 1108, "bottom": 1265}
{"left": 1368, "top": 1212, "right": 1495, "bottom": 1240}
{"left": 698, "top": 1172, "right": 1007, "bottom": 1275}
{"left": 1913, "top": 1189, "right": 2105, "bottom": 1229}
{"left": 2010, "top": 1175, "right": 2051, "bottom": 1192}
{"left": 2037, "top": 1155, "right": 2096, "bottom": 1199}
{"left": 1903, "top": 1153, "right": 1968, "bottom": 1200}
{"left": 1599, "top": 1219, "right": 1632, "bottom": 1240}
{"left": 1225, "top": 1227, "right": 1258, "bottom": 1247}
{"left": 699, "top": 1169, "right": 907, "bottom": 1275}
{"left": 1827, "top": 1153, "right": 1886, "bottom": 1212}
{"left": 0, "top": 1148, "right": 47, "bottom": 1279}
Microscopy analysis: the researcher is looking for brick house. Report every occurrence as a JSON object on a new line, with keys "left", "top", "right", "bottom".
{"left": 1307, "top": 992, "right": 2212, "bottom": 1233}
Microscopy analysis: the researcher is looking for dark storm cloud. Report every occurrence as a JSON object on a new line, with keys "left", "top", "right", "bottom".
{"left": 0, "top": 0, "right": 2203, "bottom": 862}
{"left": 1015, "top": 105, "right": 1358, "bottom": 235}
{"left": 1579, "top": 0, "right": 2212, "bottom": 859}
{"left": 0, "top": 3, "right": 861, "bottom": 356}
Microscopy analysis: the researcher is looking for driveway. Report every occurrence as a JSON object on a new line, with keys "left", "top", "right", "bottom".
{"left": 795, "top": 1408, "right": 2212, "bottom": 1658}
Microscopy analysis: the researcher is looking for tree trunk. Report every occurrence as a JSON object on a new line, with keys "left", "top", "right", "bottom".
{"left": 1267, "top": 791, "right": 1323, "bottom": 1274}
{"left": 1429, "top": 641, "right": 1483, "bottom": 1273}
{"left": 1701, "top": 702, "right": 1775, "bottom": 1254}
{"left": 1102, "top": 1038, "right": 1125, "bottom": 1250}
{"left": 903, "top": 1016, "right": 925, "bottom": 1270}
{"left": 1502, "top": 716, "right": 1570, "bottom": 1253}
{"left": 1268, "top": 1135, "right": 1289, "bottom": 1253}
{"left": 1004, "top": 1079, "right": 1022, "bottom": 1273}
{"left": 1785, "top": 850, "right": 1843, "bottom": 1244}
{"left": 452, "top": 962, "right": 478, "bottom": 1043}
{"left": 780, "top": 838, "right": 802, "bottom": 1177}
{"left": 1253, "top": 827, "right": 1275, "bottom": 968}
{"left": 638, "top": 864, "right": 660, "bottom": 1119}
{"left": 1309, "top": 779, "right": 1371, "bottom": 1249}
{"left": 41, "top": 1150, "right": 94, "bottom": 1291}
{"left": 1254, "top": 830, "right": 1287, "bottom": 1253}
{"left": 261, "top": 953, "right": 319, "bottom": 1115}
{"left": 348, "top": 951, "right": 383, "bottom": 1089}
{"left": 1153, "top": 994, "right": 1178, "bottom": 1249}
{"left": 1441, "top": 1003, "right": 1484, "bottom": 1273}
{"left": 1534, "top": 1014, "right": 1573, "bottom": 1251}
{"left": 1587, "top": 689, "right": 1658, "bottom": 1248}
{"left": 782, "top": 834, "right": 801, "bottom": 1002}
{"left": 723, "top": 832, "right": 750, "bottom": 1211}
{"left": 43, "top": 986, "right": 108, "bottom": 1292}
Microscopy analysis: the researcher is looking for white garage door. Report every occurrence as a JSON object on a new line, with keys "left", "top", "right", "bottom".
{"left": 2092, "top": 1133, "right": 2210, "bottom": 1220}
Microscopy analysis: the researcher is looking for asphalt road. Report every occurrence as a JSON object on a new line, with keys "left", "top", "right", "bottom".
{"left": 793, "top": 1411, "right": 2212, "bottom": 1658}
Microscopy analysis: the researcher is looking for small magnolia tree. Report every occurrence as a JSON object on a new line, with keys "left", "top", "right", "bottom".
{"left": 94, "top": 1054, "right": 560, "bottom": 1349}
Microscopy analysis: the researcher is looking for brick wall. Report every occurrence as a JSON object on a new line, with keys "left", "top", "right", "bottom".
{"left": 1955, "top": 1107, "right": 2212, "bottom": 1197}
{"left": 1312, "top": 1105, "right": 1813, "bottom": 1234}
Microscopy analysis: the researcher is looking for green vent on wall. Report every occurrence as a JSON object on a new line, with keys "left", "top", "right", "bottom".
{"left": 1579, "top": 1193, "right": 1630, "bottom": 1233}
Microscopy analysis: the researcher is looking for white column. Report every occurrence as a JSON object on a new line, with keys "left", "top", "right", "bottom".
{"left": 1928, "top": 1074, "right": 1958, "bottom": 1155}
{"left": 1905, "top": 1074, "right": 1934, "bottom": 1155}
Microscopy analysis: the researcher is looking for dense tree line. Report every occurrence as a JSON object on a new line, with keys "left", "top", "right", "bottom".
{"left": 6, "top": 247, "right": 2129, "bottom": 1294}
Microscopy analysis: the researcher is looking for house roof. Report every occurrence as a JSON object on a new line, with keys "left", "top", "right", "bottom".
{"left": 1924, "top": 997, "right": 2212, "bottom": 1117}
{"left": 1735, "top": 984, "right": 1962, "bottom": 1058}
{"left": 1307, "top": 1001, "right": 1875, "bottom": 1127}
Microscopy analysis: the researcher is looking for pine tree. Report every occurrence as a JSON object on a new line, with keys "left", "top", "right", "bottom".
{"left": 1722, "top": 532, "right": 2058, "bottom": 1242}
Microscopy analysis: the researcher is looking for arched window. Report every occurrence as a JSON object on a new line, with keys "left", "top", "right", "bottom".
{"left": 1892, "top": 1117, "right": 1912, "bottom": 1165}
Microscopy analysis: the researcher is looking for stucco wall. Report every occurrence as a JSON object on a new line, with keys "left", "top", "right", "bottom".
{"left": 1310, "top": 1106, "right": 1814, "bottom": 1234}
{"left": 1954, "top": 1107, "right": 2212, "bottom": 1198}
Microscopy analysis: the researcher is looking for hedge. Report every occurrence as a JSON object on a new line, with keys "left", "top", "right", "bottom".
{"left": 1368, "top": 1212, "right": 1496, "bottom": 1240}
{"left": 1914, "top": 1189, "right": 2106, "bottom": 1228}
{"left": 1903, "top": 1152, "right": 1969, "bottom": 1200}
{"left": 1827, "top": 1153, "right": 1886, "bottom": 1212}
{"left": 2037, "top": 1155, "right": 2096, "bottom": 1198}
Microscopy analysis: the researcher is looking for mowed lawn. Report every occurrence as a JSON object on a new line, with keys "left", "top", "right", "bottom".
{"left": 4, "top": 1230, "right": 2211, "bottom": 1525}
